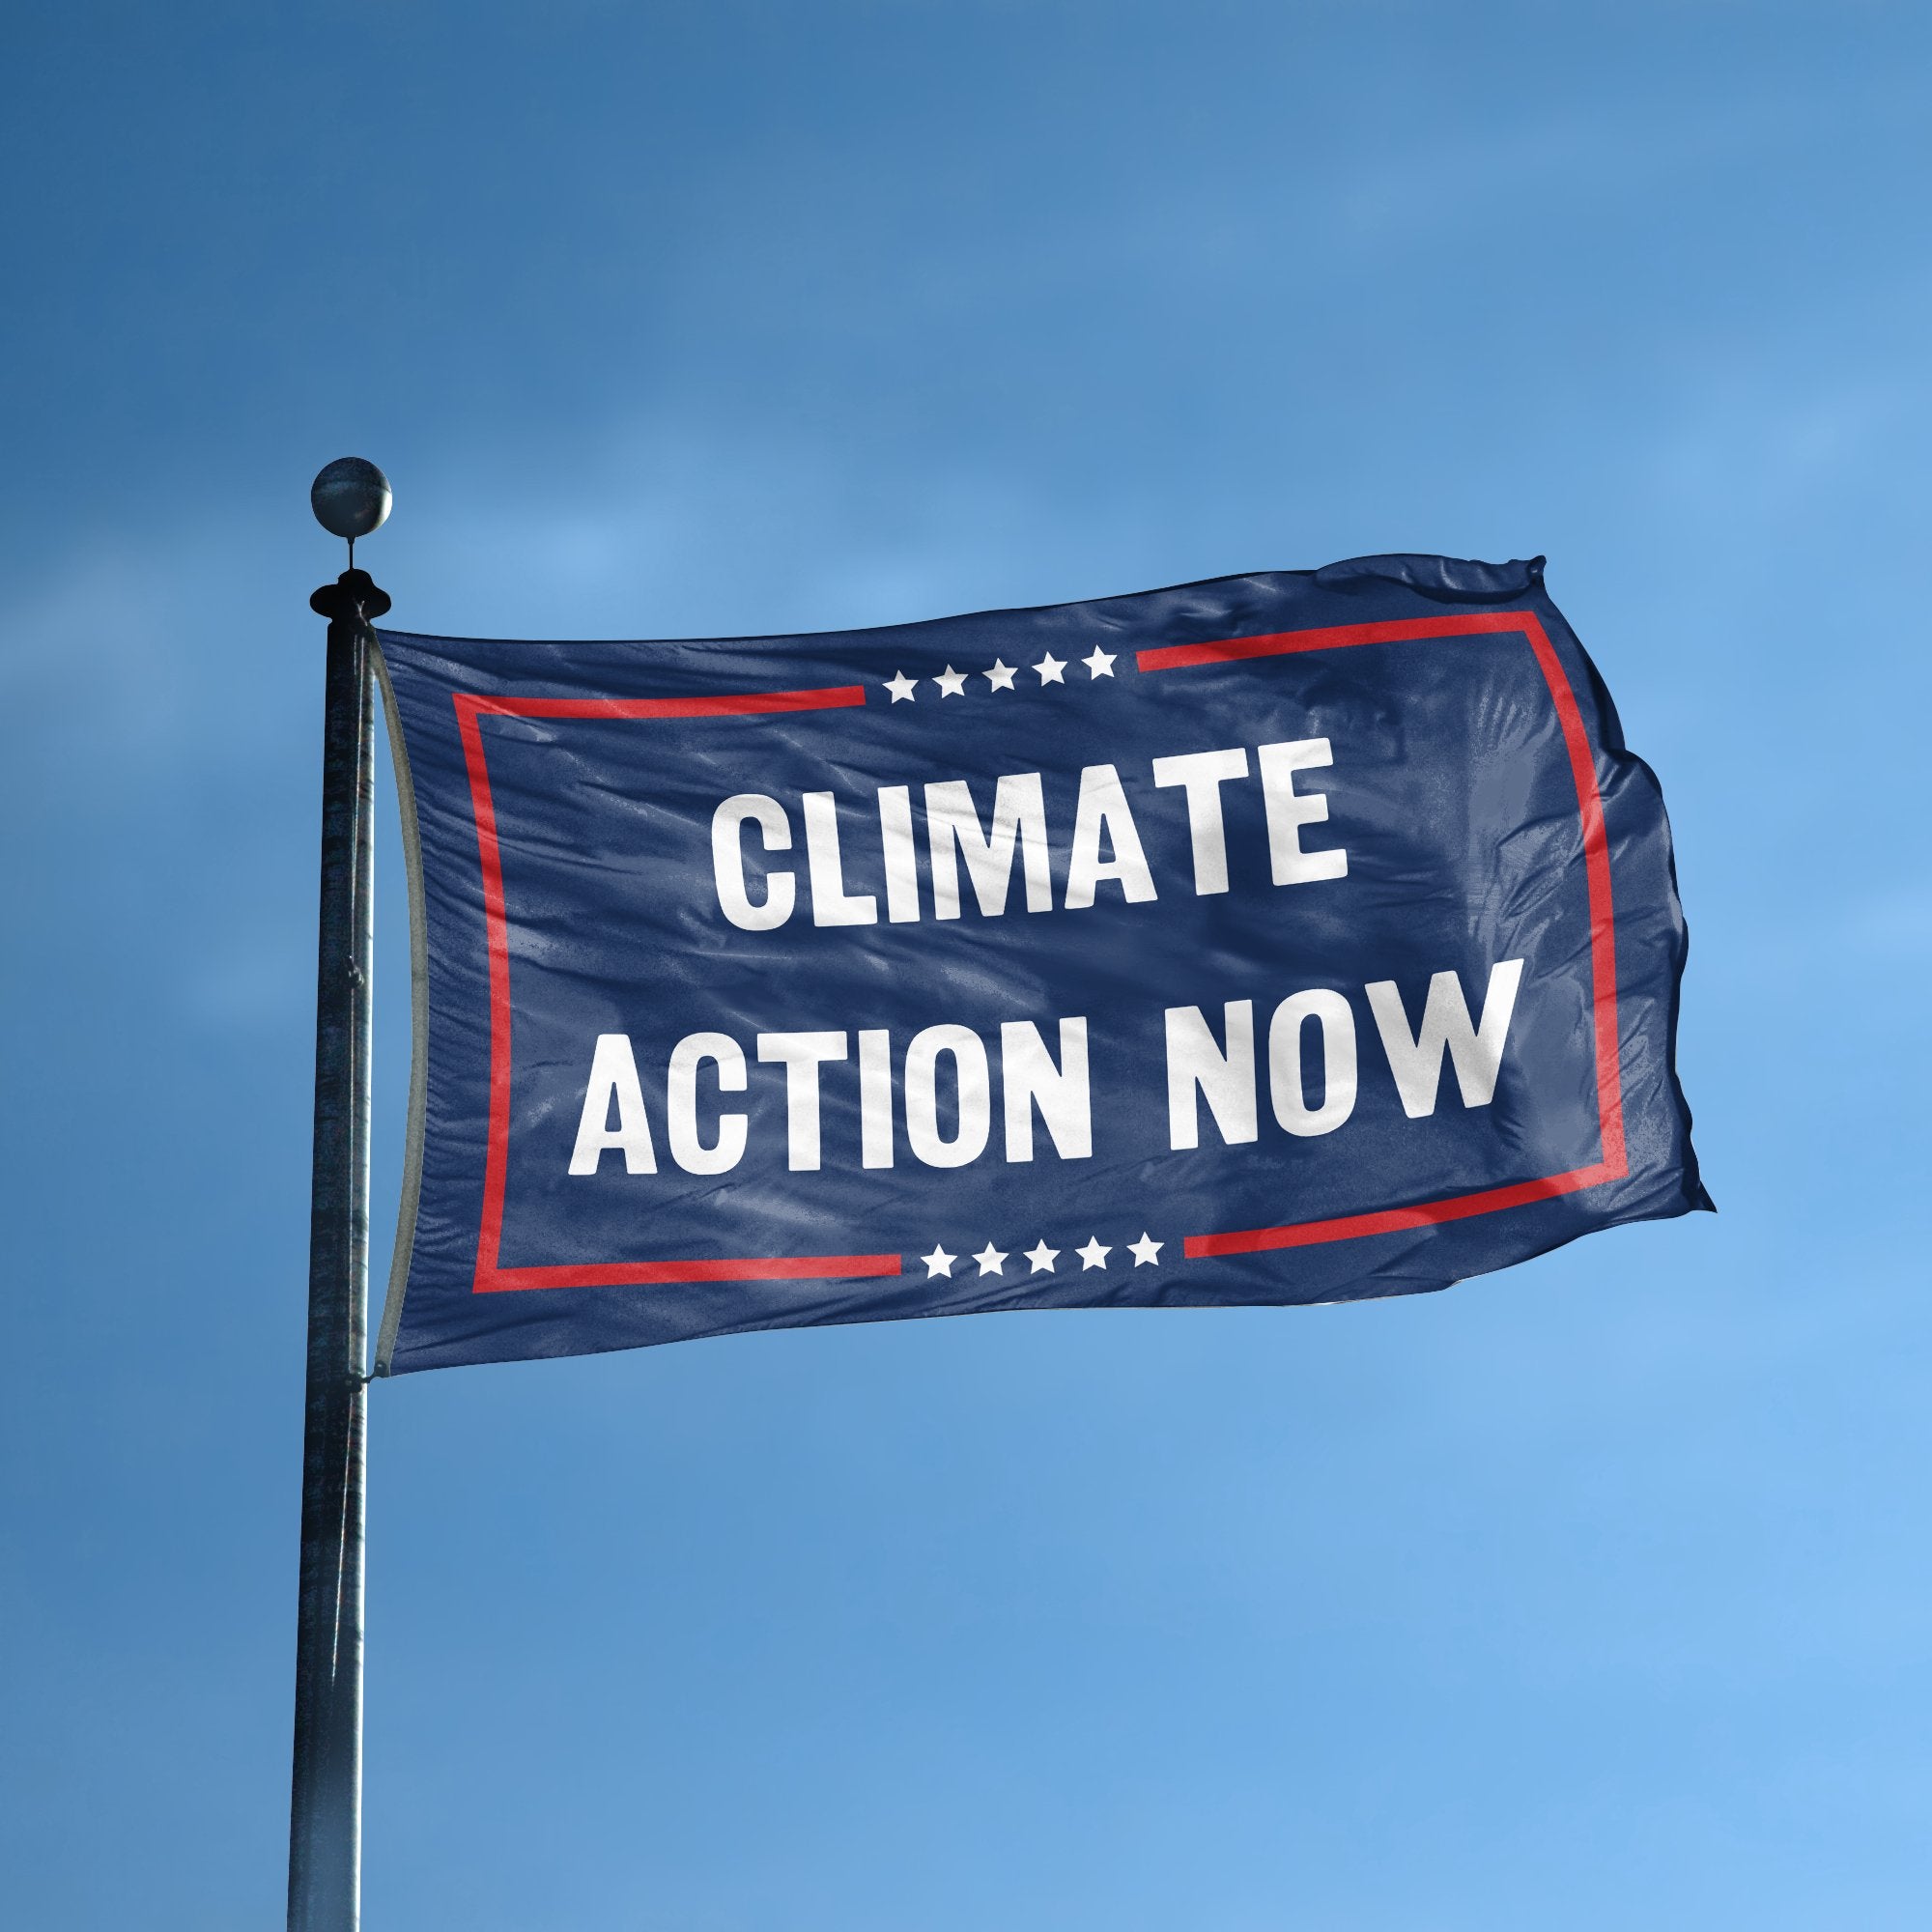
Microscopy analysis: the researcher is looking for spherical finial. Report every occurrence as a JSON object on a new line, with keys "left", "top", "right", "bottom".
{"left": 310, "top": 457, "right": 392, "bottom": 542}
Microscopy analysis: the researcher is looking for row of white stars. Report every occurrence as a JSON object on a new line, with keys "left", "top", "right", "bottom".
{"left": 919, "top": 1234, "right": 1163, "bottom": 1279}
{"left": 884, "top": 648, "right": 1117, "bottom": 702}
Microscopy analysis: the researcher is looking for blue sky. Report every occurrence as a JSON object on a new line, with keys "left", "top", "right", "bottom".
{"left": 4, "top": 3, "right": 1930, "bottom": 1926}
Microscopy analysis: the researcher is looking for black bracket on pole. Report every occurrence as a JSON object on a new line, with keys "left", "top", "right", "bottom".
{"left": 290, "top": 461, "right": 390, "bottom": 1932}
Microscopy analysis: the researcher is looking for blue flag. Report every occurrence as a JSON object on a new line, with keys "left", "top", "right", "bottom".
{"left": 371, "top": 554, "right": 1707, "bottom": 1375}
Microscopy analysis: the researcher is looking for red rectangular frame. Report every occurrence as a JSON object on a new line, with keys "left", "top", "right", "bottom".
{"left": 453, "top": 610, "right": 1627, "bottom": 1293}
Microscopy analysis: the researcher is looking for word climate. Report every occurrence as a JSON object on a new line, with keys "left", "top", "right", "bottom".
{"left": 709, "top": 739, "right": 1348, "bottom": 927}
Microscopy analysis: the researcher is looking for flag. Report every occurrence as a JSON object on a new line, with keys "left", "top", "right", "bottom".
{"left": 371, "top": 554, "right": 1707, "bottom": 1374}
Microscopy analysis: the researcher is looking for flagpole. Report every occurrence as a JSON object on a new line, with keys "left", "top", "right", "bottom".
{"left": 290, "top": 461, "right": 391, "bottom": 1932}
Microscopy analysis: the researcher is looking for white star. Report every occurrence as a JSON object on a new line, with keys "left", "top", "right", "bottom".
{"left": 1128, "top": 1233, "right": 1164, "bottom": 1267}
{"left": 1033, "top": 652, "right": 1066, "bottom": 685}
{"left": 982, "top": 659, "right": 1017, "bottom": 692}
{"left": 1023, "top": 1239, "right": 1060, "bottom": 1274}
{"left": 922, "top": 1245, "right": 956, "bottom": 1278}
{"left": 973, "top": 1241, "right": 1009, "bottom": 1276}
{"left": 1075, "top": 1236, "right": 1112, "bottom": 1270}
{"left": 1081, "top": 646, "right": 1117, "bottom": 679}
{"left": 932, "top": 665, "right": 968, "bottom": 697}
{"left": 884, "top": 670, "right": 918, "bottom": 703}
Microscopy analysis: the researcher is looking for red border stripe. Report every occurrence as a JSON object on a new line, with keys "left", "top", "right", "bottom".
{"left": 1185, "top": 1164, "right": 1617, "bottom": 1258}
{"left": 474, "top": 1253, "right": 902, "bottom": 1292}
{"left": 454, "top": 696, "right": 514, "bottom": 1278}
{"left": 466, "top": 686, "right": 866, "bottom": 722}
{"left": 1137, "top": 610, "right": 1540, "bottom": 672}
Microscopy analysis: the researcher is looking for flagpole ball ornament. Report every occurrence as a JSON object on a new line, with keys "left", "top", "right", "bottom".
{"left": 310, "top": 456, "right": 392, "bottom": 541}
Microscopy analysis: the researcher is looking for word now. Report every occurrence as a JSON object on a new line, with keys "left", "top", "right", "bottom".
{"left": 567, "top": 960, "right": 1522, "bottom": 1179}
{"left": 710, "top": 738, "right": 1348, "bottom": 930}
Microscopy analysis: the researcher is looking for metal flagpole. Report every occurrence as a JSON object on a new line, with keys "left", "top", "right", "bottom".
{"left": 290, "top": 460, "right": 392, "bottom": 1932}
